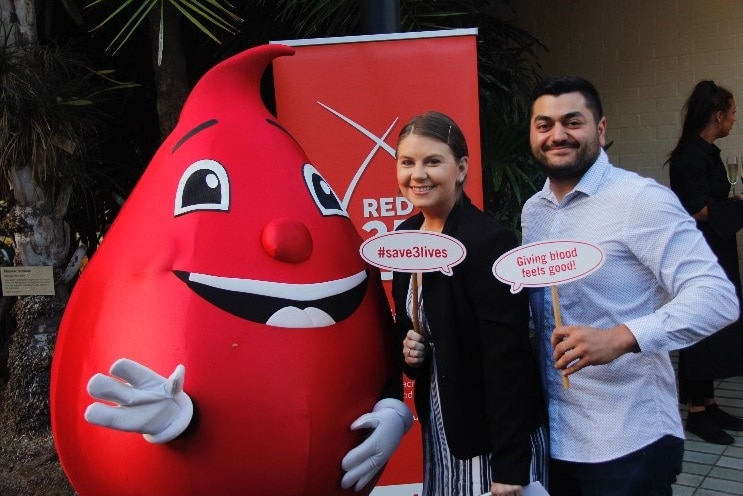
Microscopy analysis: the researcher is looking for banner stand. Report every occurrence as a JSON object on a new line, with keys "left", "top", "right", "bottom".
{"left": 272, "top": 29, "right": 481, "bottom": 495}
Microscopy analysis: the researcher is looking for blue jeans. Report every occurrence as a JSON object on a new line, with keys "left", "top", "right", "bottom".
{"left": 548, "top": 435, "right": 684, "bottom": 496}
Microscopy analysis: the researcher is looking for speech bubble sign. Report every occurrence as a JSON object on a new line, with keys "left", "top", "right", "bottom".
{"left": 360, "top": 230, "right": 467, "bottom": 276}
{"left": 493, "top": 239, "right": 605, "bottom": 293}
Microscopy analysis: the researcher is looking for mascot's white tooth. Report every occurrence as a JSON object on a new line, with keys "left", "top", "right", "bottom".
{"left": 304, "top": 308, "right": 336, "bottom": 327}
{"left": 266, "top": 307, "right": 336, "bottom": 328}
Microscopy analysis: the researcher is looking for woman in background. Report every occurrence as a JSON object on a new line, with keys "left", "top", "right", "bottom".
{"left": 669, "top": 80, "right": 743, "bottom": 445}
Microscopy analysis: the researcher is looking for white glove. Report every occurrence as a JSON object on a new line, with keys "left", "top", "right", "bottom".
{"left": 341, "top": 398, "right": 413, "bottom": 491}
{"left": 85, "top": 358, "right": 194, "bottom": 444}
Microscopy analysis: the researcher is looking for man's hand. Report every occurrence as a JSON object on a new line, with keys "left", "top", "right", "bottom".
{"left": 85, "top": 358, "right": 194, "bottom": 443}
{"left": 551, "top": 323, "right": 639, "bottom": 377}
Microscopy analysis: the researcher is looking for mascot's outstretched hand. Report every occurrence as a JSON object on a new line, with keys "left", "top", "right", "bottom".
{"left": 341, "top": 398, "right": 413, "bottom": 491}
{"left": 85, "top": 358, "right": 194, "bottom": 444}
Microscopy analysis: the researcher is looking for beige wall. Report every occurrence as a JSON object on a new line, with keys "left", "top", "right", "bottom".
{"left": 514, "top": 0, "right": 743, "bottom": 186}
{"left": 514, "top": 0, "right": 743, "bottom": 267}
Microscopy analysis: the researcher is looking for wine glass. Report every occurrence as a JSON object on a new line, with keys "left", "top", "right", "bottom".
{"left": 726, "top": 156, "right": 739, "bottom": 196}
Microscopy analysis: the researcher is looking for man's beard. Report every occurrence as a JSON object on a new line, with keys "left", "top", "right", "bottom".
{"left": 535, "top": 139, "right": 600, "bottom": 180}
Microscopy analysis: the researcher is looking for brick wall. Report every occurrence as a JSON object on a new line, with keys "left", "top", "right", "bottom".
{"left": 514, "top": 0, "right": 743, "bottom": 266}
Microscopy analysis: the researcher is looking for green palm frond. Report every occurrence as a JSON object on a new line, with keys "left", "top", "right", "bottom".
{"left": 86, "top": 0, "right": 242, "bottom": 55}
{"left": 481, "top": 103, "right": 544, "bottom": 230}
{"left": 268, "top": 0, "right": 357, "bottom": 37}
{"left": 60, "top": 0, "right": 86, "bottom": 26}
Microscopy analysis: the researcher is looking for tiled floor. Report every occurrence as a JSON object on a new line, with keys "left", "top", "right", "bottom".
{"left": 674, "top": 370, "right": 743, "bottom": 495}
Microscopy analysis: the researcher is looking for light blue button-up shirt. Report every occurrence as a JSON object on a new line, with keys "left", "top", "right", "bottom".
{"left": 522, "top": 150, "right": 739, "bottom": 463}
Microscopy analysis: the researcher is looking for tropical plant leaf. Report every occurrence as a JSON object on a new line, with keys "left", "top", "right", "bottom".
{"left": 60, "top": 0, "right": 86, "bottom": 26}
{"left": 85, "top": 0, "right": 241, "bottom": 55}
{"left": 0, "top": 44, "right": 137, "bottom": 195}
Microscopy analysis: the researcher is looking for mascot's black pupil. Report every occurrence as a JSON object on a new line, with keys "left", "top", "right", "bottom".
{"left": 182, "top": 170, "right": 221, "bottom": 207}
{"left": 311, "top": 174, "right": 341, "bottom": 210}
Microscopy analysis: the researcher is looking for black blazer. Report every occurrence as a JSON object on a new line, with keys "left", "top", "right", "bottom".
{"left": 392, "top": 194, "right": 544, "bottom": 485}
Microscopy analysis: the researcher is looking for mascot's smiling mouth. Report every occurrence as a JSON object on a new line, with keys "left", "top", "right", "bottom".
{"left": 173, "top": 270, "right": 368, "bottom": 328}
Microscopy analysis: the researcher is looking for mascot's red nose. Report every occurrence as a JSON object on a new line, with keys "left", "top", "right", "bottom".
{"left": 261, "top": 218, "right": 313, "bottom": 263}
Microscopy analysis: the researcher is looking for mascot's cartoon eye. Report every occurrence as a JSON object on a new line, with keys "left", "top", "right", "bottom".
{"left": 175, "top": 159, "right": 230, "bottom": 216}
{"left": 302, "top": 163, "right": 348, "bottom": 218}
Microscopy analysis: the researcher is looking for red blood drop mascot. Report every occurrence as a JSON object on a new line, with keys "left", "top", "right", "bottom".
{"left": 50, "top": 44, "right": 411, "bottom": 496}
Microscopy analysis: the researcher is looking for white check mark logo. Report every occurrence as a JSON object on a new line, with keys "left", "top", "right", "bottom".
{"left": 317, "top": 101, "right": 398, "bottom": 210}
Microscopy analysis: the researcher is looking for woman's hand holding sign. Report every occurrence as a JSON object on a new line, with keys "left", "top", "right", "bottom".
{"left": 550, "top": 323, "right": 640, "bottom": 376}
{"left": 360, "top": 230, "right": 465, "bottom": 369}
{"left": 403, "top": 329, "right": 428, "bottom": 368}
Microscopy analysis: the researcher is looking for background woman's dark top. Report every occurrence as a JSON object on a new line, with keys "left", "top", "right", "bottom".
{"left": 669, "top": 135, "right": 743, "bottom": 378}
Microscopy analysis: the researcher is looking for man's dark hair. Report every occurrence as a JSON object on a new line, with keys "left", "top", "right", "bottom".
{"left": 529, "top": 75, "right": 604, "bottom": 122}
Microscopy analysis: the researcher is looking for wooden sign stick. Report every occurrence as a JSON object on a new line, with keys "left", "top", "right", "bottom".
{"left": 411, "top": 273, "right": 421, "bottom": 333}
{"left": 551, "top": 285, "right": 570, "bottom": 389}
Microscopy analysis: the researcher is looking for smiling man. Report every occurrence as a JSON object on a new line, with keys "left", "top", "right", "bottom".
{"left": 521, "top": 75, "right": 739, "bottom": 495}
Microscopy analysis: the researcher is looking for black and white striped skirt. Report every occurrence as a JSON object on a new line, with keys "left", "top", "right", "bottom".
{"left": 420, "top": 356, "right": 548, "bottom": 496}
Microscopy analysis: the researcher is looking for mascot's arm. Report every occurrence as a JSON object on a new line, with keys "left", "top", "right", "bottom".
{"left": 85, "top": 358, "right": 194, "bottom": 443}
{"left": 340, "top": 398, "right": 413, "bottom": 491}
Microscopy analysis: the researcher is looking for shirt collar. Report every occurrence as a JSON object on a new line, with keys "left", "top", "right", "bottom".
{"left": 537, "top": 149, "right": 611, "bottom": 202}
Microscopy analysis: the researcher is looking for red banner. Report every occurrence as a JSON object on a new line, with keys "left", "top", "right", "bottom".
{"left": 272, "top": 29, "right": 480, "bottom": 495}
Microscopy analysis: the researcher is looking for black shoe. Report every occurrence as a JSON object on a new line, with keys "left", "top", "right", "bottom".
{"left": 706, "top": 403, "right": 743, "bottom": 431}
{"left": 686, "top": 411, "right": 734, "bottom": 444}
